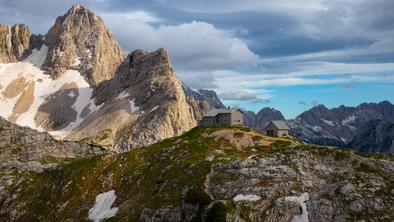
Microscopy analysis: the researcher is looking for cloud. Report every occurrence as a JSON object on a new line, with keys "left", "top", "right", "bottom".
{"left": 241, "top": 74, "right": 394, "bottom": 87}
{"left": 177, "top": 71, "right": 218, "bottom": 89}
{"left": 219, "top": 90, "right": 270, "bottom": 104}
{"left": 298, "top": 101, "right": 307, "bottom": 106}
{"left": 311, "top": 100, "right": 319, "bottom": 106}
{"left": 102, "top": 14, "right": 260, "bottom": 71}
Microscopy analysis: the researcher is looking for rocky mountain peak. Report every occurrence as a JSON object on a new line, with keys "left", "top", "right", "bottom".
{"left": 43, "top": 4, "right": 126, "bottom": 86}
{"left": 244, "top": 107, "right": 286, "bottom": 131}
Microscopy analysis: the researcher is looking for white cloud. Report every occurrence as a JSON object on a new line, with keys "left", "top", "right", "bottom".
{"left": 98, "top": 10, "right": 160, "bottom": 22}
{"left": 241, "top": 74, "right": 394, "bottom": 87}
{"left": 219, "top": 90, "right": 268, "bottom": 102}
{"left": 101, "top": 14, "right": 260, "bottom": 71}
{"left": 178, "top": 71, "right": 218, "bottom": 89}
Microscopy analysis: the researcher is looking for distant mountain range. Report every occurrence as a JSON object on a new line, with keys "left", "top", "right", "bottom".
{"left": 181, "top": 86, "right": 394, "bottom": 155}
{"left": 239, "top": 101, "right": 394, "bottom": 155}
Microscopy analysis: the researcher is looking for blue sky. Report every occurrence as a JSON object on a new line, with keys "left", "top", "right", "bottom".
{"left": 1, "top": 0, "right": 393, "bottom": 118}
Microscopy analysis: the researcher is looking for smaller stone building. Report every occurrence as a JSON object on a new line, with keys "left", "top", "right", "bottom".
{"left": 265, "top": 120, "right": 290, "bottom": 137}
{"left": 200, "top": 109, "right": 244, "bottom": 126}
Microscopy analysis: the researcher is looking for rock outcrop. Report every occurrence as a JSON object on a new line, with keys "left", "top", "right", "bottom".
{"left": 0, "top": 116, "right": 106, "bottom": 164}
{"left": 11, "top": 24, "right": 32, "bottom": 60}
{"left": 43, "top": 4, "right": 126, "bottom": 86}
{"left": 0, "top": 24, "right": 32, "bottom": 63}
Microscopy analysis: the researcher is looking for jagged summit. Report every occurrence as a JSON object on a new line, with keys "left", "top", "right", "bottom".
{"left": 43, "top": 4, "right": 126, "bottom": 86}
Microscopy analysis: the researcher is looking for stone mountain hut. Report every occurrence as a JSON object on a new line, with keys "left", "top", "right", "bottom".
{"left": 265, "top": 120, "right": 290, "bottom": 137}
{"left": 200, "top": 108, "right": 244, "bottom": 126}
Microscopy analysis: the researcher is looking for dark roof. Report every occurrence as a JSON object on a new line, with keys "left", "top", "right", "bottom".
{"left": 267, "top": 120, "right": 290, "bottom": 130}
{"left": 203, "top": 108, "right": 243, "bottom": 117}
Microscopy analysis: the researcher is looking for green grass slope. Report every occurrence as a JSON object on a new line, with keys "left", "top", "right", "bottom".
{"left": 1, "top": 126, "right": 393, "bottom": 221}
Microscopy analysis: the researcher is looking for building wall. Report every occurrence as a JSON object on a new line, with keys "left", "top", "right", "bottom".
{"left": 201, "top": 110, "right": 244, "bottom": 126}
{"left": 231, "top": 110, "right": 244, "bottom": 125}
{"left": 277, "top": 129, "right": 289, "bottom": 137}
{"left": 265, "top": 123, "right": 289, "bottom": 136}
{"left": 217, "top": 113, "right": 232, "bottom": 125}
{"left": 265, "top": 123, "right": 277, "bottom": 132}
{"left": 200, "top": 117, "right": 216, "bottom": 126}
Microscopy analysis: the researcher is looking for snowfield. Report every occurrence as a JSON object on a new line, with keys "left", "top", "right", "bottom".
{"left": 88, "top": 190, "right": 119, "bottom": 222}
{"left": 0, "top": 45, "right": 101, "bottom": 138}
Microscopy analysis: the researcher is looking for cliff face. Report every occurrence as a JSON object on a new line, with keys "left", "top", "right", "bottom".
{"left": 43, "top": 4, "right": 126, "bottom": 86}
{"left": 0, "top": 24, "right": 32, "bottom": 63}
{"left": 69, "top": 48, "right": 197, "bottom": 151}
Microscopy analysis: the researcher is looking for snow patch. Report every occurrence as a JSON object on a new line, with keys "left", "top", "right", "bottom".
{"left": 68, "top": 91, "right": 76, "bottom": 98}
{"left": 116, "top": 90, "right": 130, "bottom": 100}
{"left": 129, "top": 99, "right": 139, "bottom": 113}
{"left": 322, "top": 119, "right": 334, "bottom": 126}
{"left": 233, "top": 194, "right": 261, "bottom": 202}
{"left": 23, "top": 45, "right": 48, "bottom": 68}
{"left": 342, "top": 115, "right": 356, "bottom": 125}
{"left": 150, "top": 105, "right": 159, "bottom": 112}
{"left": 285, "top": 192, "right": 309, "bottom": 222}
{"left": 88, "top": 190, "right": 118, "bottom": 222}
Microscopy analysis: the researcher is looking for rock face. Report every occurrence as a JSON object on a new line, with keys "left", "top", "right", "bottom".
{"left": 348, "top": 119, "right": 394, "bottom": 155}
{"left": 68, "top": 48, "right": 197, "bottom": 151}
{"left": 289, "top": 101, "right": 394, "bottom": 154}
{"left": 0, "top": 24, "right": 32, "bottom": 63}
{"left": 182, "top": 84, "right": 225, "bottom": 121}
{"left": 11, "top": 24, "right": 32, "bottom": 60}
{"left": 1, "top": 126, "right": 393, "bottom": 221}
{"left": 244, "top": 107, "right": 286, "bottom": 131}
{"left": 43, "top": 4, "right": 125, "bottom": 86}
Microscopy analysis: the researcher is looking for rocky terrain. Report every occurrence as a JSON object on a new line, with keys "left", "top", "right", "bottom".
{"left": 0, "top": 5, "right": 197, "bottom": 151}
{"left": 0, "top": 116, "right": 107, "bottom": 209}
{"left": 0, "top": 125, "right": 393, "bottom": 221}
